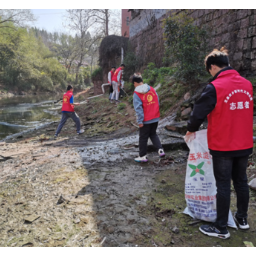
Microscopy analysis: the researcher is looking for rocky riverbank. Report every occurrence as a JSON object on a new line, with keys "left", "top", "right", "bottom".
{"left": 1, "top": 91, "right": 256, "bottom": 247}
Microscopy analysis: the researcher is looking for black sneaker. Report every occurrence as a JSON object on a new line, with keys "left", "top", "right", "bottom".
{"left": 199, "top": 225, "right": 230, "bottom": 239}
{"left": 234, "top": 213, "right": 250, "bottom": 230}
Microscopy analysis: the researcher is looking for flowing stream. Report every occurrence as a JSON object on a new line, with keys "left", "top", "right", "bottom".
{"left": 0, "top": 95, "right": 61, "bottom": 140}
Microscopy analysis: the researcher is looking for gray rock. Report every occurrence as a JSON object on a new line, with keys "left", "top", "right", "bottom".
{"left": 73, "top": 218, "right": 80, "bottom": 224}
{"left": 172, "top": 226, "right": 179, "bottom": 234}
{"left": 184, "top": 92, "right": 191, "bottom": 101}
{"left": 249, "top": 178, "right": 256, "bottom": 190}
{"left": 164, "top": 121, "right": 187, "bottom": 135}
{"left": 24, "top": 214, "right": 40, "bottom": 223}
{"left": 181, "top": 107, "right": 192, "bottom": 119}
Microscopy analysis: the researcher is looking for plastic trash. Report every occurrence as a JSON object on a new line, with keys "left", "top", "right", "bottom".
{"left": 183, "top": 129, "right": 237, "bottom": 229}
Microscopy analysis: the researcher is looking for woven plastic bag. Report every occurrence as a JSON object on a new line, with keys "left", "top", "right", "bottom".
{"left": 183, "top": 129, "right": 237, "bottom": 228}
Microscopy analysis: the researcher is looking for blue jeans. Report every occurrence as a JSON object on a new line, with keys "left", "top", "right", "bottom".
{"left": 212, "top": 155, "right": 249, "bottom": 230}
{"left": 55, "top": 112, "right": 81, "bottom": 135}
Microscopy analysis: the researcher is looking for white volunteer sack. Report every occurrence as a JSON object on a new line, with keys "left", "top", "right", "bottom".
{"left": 183, "top": 129, "right": 237, "bottom": 229}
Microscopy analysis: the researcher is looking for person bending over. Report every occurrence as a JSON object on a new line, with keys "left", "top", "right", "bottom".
{"left": 186, "top": 47, "right": 253, "bottom": 239}
{"left": 133, "top": 73, "right": 165, "bottom": 162}
{"left": 54, "top": 85, "right": 84, "bottom": 138}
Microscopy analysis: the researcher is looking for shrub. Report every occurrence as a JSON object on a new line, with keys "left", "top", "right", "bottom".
{"left": 142, "top": 62, "right": 175, "bottom": 86}
{"left": 123, "top": 43, "right": 142, "bottom": 82}
{"left": 117, "top": 102, "right": 126, "bottom": 111}
{"left": 163, "top": 12, "right": 208, "bottom": 83}
{"left": 91, "top": 67, "right": 103, "bottom": 81}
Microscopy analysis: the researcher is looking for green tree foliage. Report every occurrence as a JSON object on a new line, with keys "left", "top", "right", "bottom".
{"left": 0, "top": 20, "right": 68, "bottom": 91}
{"left": 142, "top": 62, "right": 175, "bottom": 86}
{"left": 163, "top": 13, "right": 208, "bottom": 83}
{"left": 123, "top": 45, "right": 141, "bottom": 82}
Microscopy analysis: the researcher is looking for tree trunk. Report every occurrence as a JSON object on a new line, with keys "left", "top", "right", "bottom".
{"left": 105, "top": 9, "right": 109, "bottom": 36}
{"left": 75, "top": 64, "right": 81, "bottom": 84}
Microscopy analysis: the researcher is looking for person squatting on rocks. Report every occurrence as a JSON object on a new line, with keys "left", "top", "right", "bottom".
{"left": 111, "top": 64, "right": 125, "bottom": 104}
{"left": 108, "top": 66, "right": 116, "bottom": 101}
{"left": 54, "top": 85, "right": 84, "bottom": 138}
{"left": 186, "top": 47, "right": 253, "bottom": 239}
{"left": 132, "top": 73, "right": 165, "bottom": 162}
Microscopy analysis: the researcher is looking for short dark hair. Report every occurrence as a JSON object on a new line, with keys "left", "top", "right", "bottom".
{"left": 67, "top": 85, "right": 73, "bottom": 91}
{"left": 132, "top": 73, "right": 143, "bottom": 83}
{"left": 205, "top": 47, "right": 229, "bottom": 73}
{"left": 121, "top": 64, "right": 125, "bottom": 67}
{"left": 111, "top": 66, "right": 116, "bottom": 69}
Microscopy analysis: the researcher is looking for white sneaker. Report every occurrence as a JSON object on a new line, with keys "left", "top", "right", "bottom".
{"left": 158, "top": 149, "right": 165, "bottom": 157}
{"left": 134, "top": 155, "right": 148, "bottom": 163}
{"left": 77, "top": 129, "right": 84, "bottom": 135}
{"left": 234, "top": 213, "right": 250, "bottom": 230}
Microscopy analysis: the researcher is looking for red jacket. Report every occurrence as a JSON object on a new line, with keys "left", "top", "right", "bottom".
{"left": 207, "top": 69, "right": 253, "bottom": 151}
{"left": 134, "top": 86, "right": 160, "bottom": 122}
{"left": 112, "top": 67, "right": 122, "bottom": 83}
{"left": 62, "top": 91, "right": 74, "bottom": 112}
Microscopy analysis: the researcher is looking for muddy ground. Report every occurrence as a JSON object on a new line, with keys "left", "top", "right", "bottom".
{"left": 0, "top": 91, "right": 256, "bottom": 247}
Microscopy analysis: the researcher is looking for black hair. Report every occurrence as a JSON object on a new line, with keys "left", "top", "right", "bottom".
{"left": 67, "top": 85, "right": 73, "bottom": 91}
{"left": 121, "top": 64, "right": 125, "bottom": 67}
{"left": 132, "top": 73, "right": 143, "bottom": 83}
{"left": 111, "top": 66, "right": 116, "bottom": 69}
{"left": 204, "top": 47, "right": 229, "bottom": 73}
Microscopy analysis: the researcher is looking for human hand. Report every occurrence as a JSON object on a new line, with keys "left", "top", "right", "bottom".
{"left": 139, "top": 124, "right": 144, "bottom": 128}
{"left": 184, "top": 131, "right": 196, "bottom": 143}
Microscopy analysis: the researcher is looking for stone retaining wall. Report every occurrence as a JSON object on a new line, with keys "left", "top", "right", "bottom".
{"left": 129, "top": 9, "right": 256, "bottom": 76}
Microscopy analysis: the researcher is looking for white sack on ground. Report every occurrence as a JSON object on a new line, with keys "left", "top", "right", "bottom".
{"left": 183, "top": 129, "right": 237, "bottom": 229}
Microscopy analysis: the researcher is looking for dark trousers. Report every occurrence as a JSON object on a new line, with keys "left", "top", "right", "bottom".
{"left": 139, "top": 122, "right": 163, "bottom": 157}
{"left": 55, "top": 112, "right": 81, "bottom": 135}
{"left": 212, "top": 155, "right": 249, "bottom": 230}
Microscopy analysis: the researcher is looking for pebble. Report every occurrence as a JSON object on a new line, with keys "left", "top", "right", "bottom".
{"left": 172, "top": 226, "right": 179, "bottom": 234}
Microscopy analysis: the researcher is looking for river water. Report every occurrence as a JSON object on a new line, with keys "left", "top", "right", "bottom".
{"left": 0, "top": 95, "right": 61, "bottom": 140}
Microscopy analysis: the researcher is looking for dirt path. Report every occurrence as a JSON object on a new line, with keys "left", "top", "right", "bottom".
{"left": 1, "top": 125, "right": 256, "bottom": 247}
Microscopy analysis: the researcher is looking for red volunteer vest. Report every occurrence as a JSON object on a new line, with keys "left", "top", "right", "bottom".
{"left": 108, "top": 71, "right": 114, "bottom": 83}
{"left": 134, "top": 86, "right": 160, "bottom": 122}
{"left": 62, "top": 91, "right": 74, "bottom": 112}
{"left": 112, "top": 67, "right": 122, "bottom": 82}
{"left": 207, "top": 70, "right": 253, "bottom": 151}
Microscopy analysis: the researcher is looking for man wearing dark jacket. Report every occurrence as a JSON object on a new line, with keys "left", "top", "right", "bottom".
{"left": 186, "top": 47, "right": 253, "bottom": 239}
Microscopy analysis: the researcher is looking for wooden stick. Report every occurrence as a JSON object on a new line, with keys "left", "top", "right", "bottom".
{"left": 131, "top": 122, "right": 139, "bottom": 128}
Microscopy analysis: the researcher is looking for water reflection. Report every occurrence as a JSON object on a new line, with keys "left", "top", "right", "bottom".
{"left": 0, "top": 95, "right": 60, "bottom": 139}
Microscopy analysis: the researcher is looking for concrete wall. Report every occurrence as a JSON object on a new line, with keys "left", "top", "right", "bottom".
{"left": 129, "top": 9, "right": 256, "bottom": 76}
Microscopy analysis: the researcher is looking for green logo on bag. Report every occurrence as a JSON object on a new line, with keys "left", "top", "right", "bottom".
{"left": 188, "top": 162, "right": 205, "bottom": 177}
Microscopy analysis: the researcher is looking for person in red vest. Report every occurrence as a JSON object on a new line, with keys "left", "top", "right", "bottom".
{"left": 186, "top": 47, "right": 253, "bottom": 239}
{"left": 108, "top": 66, "right": 116, "bottom": 100}
{"left": 111, "top": 64, "right": 125, "bottom": 104}
{"left": 133, "top": 73, "right": 165, "bottom": 162}
{"left": 54, "top": 85, "right": 84, "bottom": 139}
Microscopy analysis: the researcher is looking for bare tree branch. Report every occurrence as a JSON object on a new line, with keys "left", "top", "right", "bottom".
{"left": 0, "top": 9, "right": 35, "bottom": 29}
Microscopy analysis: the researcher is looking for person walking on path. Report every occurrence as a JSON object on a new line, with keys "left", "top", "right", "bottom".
{"left": 111, "top": 64, "right": 125, "bottom": 104}
{"left": 108, "top": 66, "right": 116, "bottom": 101}
{"left": 133, "top": 73, "right": 165, "bottom": 162}
{"left": 185, "top": 47, "right": 253, "bottom": 239}
{"left": 54, "top": 85, "right": 84, "bottom": 138}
